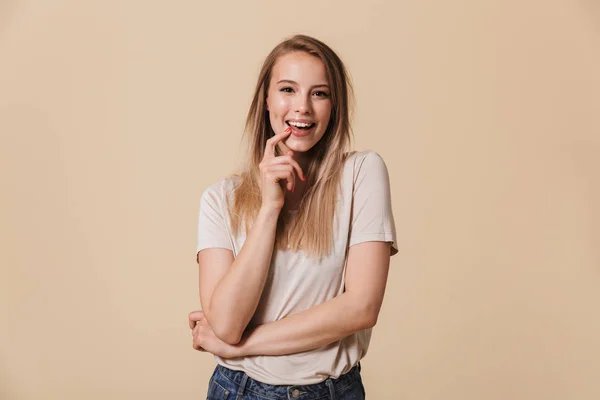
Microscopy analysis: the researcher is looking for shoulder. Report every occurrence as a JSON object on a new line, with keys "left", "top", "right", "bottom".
{"left": 343, "top": 150, "right": 389, "bottom": 176}
{"left": 200, "top": 175, "right": 242, "bottom": 205}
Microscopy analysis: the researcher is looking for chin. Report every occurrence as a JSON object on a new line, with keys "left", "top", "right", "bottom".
{"left": 286, "top": 142, "right": 310, "bottom": 153}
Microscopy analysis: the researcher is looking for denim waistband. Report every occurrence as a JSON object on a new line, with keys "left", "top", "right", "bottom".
{"left": 214, "top": 363, "right": 361, "bottom": 399}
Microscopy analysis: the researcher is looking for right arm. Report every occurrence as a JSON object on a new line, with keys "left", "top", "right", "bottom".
{"left": 197, "top": 205, "right": 280, "bottom": 345}
{"left": 197, "top": 126, "right": 304, "bottom": 345}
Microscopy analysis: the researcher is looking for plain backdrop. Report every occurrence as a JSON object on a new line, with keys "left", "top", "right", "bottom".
{"left": 1, "top": 1, "right": 599, "bottom": 399}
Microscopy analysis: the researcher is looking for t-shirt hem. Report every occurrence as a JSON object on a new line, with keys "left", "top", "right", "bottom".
{"left": 196, "top": 244, "right": 234, "bottom": 253}
{"left": 215, "top": 357, "right": 357, "bottom": 386}
{"left": 349, "top": 232, "right": 398, "bottom": 255}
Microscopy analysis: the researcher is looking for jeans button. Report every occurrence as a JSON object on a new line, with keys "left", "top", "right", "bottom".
{"left": 291, "top": 388, "right": 300, "bottom": 398}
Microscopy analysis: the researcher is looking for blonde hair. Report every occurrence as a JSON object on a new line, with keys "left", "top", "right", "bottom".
{"left": 228, "top": 34, "right": 355, "bottom": 261}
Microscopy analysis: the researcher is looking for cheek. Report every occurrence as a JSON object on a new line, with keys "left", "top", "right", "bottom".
{"left": 268, "top": 95, "right": 291, "bottom": 116}
{"left": 317, "top": 103, "right": 332, "bottom": 124}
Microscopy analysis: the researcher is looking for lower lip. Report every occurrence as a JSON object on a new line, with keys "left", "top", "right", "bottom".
{"left": 288, "top": 124, "right": 314, "bottom": 137}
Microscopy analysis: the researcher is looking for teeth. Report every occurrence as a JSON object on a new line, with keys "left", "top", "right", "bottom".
{"left": 288, "top": 121, "right": 313, "bottom": 128}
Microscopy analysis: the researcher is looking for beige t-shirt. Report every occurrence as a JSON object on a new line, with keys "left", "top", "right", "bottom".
{"left": 196, "top": 150, "right": 398, "bottom": 385}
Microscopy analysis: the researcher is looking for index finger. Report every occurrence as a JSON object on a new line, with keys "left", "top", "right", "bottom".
{"left": 265, "top": 127, "right": 292, "bottom": 159}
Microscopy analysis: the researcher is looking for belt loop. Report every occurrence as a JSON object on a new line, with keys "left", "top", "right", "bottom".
{"left": 237, "top": 372, "right": 249, "bottom": 397}
{"left": 325, "top": 378, "right": 336, "bottom": 400}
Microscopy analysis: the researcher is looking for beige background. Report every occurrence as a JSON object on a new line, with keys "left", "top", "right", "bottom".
{"left": 1, "top": 1, "right": 599, "bottom": 399}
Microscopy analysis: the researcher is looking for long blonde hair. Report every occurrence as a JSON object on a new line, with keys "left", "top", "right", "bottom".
{"left": 228, "top": 34, "right": 354, "bottom": 261}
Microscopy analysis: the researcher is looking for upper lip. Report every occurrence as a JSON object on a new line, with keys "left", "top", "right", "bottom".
{"left": 286, "top": 119, "right": 315, "bottom": 124}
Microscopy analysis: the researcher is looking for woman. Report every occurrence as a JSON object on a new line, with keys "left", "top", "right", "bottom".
{"left": 189, "top": 34, "right": 398, "bottom": 399}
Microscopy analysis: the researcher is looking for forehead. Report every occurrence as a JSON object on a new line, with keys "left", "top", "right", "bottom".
{"left": 271, "top": 51, "right": 328, "bottom": 84}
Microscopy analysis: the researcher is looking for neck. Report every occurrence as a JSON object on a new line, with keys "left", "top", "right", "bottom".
{"left": 292, "top": 145, "right": 320, "bottom": 172}
{"left": 292, "top": 152, "right": 311, "bottom": 172}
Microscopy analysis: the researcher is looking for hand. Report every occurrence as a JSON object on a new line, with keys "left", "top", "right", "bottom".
{"left": 259, "top": 127, "right": 306, "bottom": 210}
{"left": 189, "top": 310, "right": 241, "bottom": 359}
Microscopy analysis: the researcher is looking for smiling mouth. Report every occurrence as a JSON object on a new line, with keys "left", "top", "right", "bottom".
{"left": 286, "top": 121, "right": 315, "bottom": 131}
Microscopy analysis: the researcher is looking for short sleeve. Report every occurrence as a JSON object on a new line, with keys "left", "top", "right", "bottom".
{"left": 348, "top": 152, "right": 399, "bottom": 256}
{"left": 196, "top": 184, "right": 234, "bottom": 256}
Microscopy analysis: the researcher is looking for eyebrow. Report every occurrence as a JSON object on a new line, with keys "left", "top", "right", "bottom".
{"left": 277, "top": 79, "right": 329, "bottom": 89}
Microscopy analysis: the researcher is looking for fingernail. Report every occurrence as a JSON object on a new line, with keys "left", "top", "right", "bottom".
{"left": 285, "top": 127, "right": 292, "bottom": 133}
{"left": 301, "top": 175, "right": 306, "bottom": 181}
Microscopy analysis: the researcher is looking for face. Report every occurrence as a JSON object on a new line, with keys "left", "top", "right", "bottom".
{"left": 266, "top": 51, "right": 332, "bottom": 153}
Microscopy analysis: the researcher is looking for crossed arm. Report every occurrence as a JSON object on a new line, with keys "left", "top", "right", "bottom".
{"left": 190, "top": 240, "right": 391, "bottom": 358}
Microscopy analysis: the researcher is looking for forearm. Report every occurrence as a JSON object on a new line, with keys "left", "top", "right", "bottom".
{"left": 236, "top": 292, "right": 376, "bottom": 357}
{"left": 208, "top": 206, "right": 280, "bottom": 344}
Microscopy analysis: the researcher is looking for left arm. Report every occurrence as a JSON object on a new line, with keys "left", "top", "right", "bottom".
{"left": 191, "top": 241, "right": 392, "bottom": 357}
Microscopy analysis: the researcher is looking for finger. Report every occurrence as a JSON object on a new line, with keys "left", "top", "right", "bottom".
{"left": 188, "top": 311, "right": 205, "bottom": 329}
{"left": 264, "top": 127, "right": 292, "bottom": 159}
{"left": 189, "top": 316, "right": 198, "bottom": 330}
{"left": 266, "top": 166, "right": 296, "bottom": 192}
{"left": 190, "top": 317, "right": 205, "bottom": 330}
{"left": 275, "top": 136, "right": 291, "bottom": 155}
{"left": 265, "top": 169, "right": 296, "bottom": 192}
{"left": 265, "top": 165, "right": 296, "bottom": 191}
{"left": 193, "top": 343, "right": 206, "bottom": 351}
{"left": 264, "top": 154, "right": 305, "bottom": 181}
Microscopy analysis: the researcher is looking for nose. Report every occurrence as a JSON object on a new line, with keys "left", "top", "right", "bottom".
{"left": 294, "top": 92, "right": 312, "bottom": 114}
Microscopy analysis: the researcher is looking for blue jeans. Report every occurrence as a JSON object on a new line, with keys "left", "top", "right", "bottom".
{"left": 207, "top": 363, "right": 365, "bottom": 400}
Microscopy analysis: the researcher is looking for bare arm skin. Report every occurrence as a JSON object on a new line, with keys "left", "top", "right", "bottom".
{"left": 197, "top": 127, "right": 305, "bottom": 345}
{"left": 191, "top": 241, "right": 391, "bottom": 355}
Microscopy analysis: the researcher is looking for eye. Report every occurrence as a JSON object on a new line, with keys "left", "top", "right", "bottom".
{"left": 313, "top": 91, "right": 329, "bottom": 98}
{"left": 280, "top": 87, "right": 294, "bottom": 93}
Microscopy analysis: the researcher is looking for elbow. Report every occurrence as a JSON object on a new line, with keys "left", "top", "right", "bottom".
{"left": 210, "top": 318, "right": 244, "bottom": 345}
{"left": 204, "top": 306, "right": 249, "bottom": 345}
{"left": 215, "top": 328, "right": 243, "bottom": 346}
{"left": 357, "top": 304, "right": 380, "bottom": 330}
{"left": 361, "top": 312, "right": 378, "bottom": 330}
{"left": 347, "top": 295, "right": 381, "bottom": 331}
